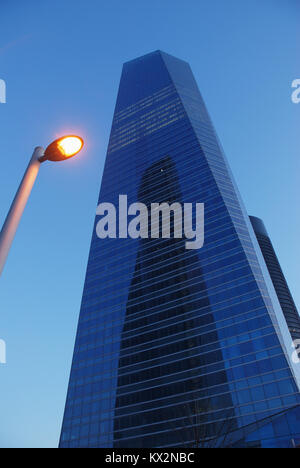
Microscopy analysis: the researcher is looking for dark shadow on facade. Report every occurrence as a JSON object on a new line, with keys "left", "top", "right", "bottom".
{"left": 113, "top": 156, "right": 236, "bottom": 447}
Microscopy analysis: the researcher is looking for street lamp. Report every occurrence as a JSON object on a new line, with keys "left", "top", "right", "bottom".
{"left": 0, "top": 135, "right": 84, "bottom": 276}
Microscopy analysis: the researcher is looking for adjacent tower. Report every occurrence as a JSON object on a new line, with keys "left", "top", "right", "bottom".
{"left": 250, "top": 216, "right": 300, "bottom": 342}
{"left": 60, "top": 51, "right": 300, "bottom": 448}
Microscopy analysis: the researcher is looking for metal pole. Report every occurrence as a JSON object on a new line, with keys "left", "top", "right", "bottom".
{"left": 0, "top": 146, "right": 45, "bottom": 276}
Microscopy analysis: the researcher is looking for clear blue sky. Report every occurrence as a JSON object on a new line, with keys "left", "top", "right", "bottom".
{"left": 0, "top": 0, "right": 299, "bottom": 448}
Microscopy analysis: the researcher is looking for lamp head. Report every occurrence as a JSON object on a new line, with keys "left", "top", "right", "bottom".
{"left": 40, "top": 135, "right": 84, "bottom": 162}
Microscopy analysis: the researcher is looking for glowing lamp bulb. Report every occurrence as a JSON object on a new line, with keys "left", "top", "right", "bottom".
{"left": 57, "top": 136, "right": 83, "bottom": 158}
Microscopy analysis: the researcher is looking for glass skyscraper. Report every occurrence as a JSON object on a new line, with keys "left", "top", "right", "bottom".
{"left": 60, "top": 51, "right": 300, "bottom": 448}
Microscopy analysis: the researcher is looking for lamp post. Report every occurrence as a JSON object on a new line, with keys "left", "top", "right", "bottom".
{"left": 0, "top": 136, "right": 84, "bottom": 276}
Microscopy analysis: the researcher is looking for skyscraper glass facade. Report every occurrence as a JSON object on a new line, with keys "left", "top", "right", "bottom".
{"left": 60, "top": 51, "right": 300, "bottom": 448}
